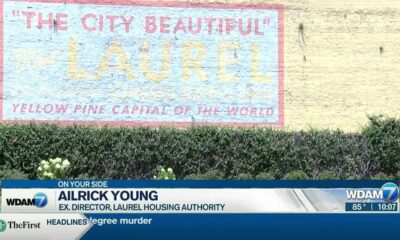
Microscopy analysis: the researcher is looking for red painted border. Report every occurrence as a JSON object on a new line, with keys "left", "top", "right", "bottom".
{"left": 0, "top": 0, "right": 284, "bottom": 128}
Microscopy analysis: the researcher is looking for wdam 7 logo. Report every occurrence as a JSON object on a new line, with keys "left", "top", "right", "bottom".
{"left": 6, "top": 192, "right": 48, "bottom": 208}
{"left": 346, "top": 182, "right": 399, "bottom": 203}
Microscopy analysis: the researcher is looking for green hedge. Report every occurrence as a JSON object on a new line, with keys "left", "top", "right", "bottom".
{"left": 0, "top": 116, "right": 399, "bottom": 180}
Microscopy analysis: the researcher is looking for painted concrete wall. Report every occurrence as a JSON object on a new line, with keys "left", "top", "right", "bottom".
{"left": 200, "top": 0, "right": 400, "bottom": 132}
{"left": 2, "top": 0, "right": 400, "bottom": 131}
{"left": 254, "top": 0, "right": 400, "bottom": 132}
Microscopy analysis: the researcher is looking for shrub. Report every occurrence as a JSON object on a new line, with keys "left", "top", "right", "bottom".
{"left": 0, "top": 116, "right": 396, "bottom": 180}
{"left": 0, "top": 168, "right": 29, "bottom": 188}
{"left": 0, "top": 168, "right": 29, "bottom": 180}
{"left": 347, "top": 174, "right": 362, "bottom": 180}
{"left": 75, "top": 173, "right": 96, "bottom": 179}
{"left": 184, "top": 170, "right": 225, "bottom": 180}
{"left": 283, "top": 170, "right": 310, "bottom": 180}
{"left": 362, "top": 116, "right": 400, "bottom": 176}
{"left": 255, "top": 172, "right": 275, "bottom": 180}
{"left": 235, "top": 173, "right": 254, "bottom": 180}
{"left": 318, "top": 170, "right": 339, "bottom": 180}
{"left": 371, "top": 172, "right": 394, "bottom": 180}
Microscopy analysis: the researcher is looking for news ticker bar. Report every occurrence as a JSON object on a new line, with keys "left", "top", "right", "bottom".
{"left": 1, "top": 180, "right": 399, "bottom": 214}
{"left": 1, "top": 213, "right": 400, "bottom": 240}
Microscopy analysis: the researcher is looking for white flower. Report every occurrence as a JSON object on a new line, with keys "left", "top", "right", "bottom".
{"left": 62, "top": 160, "right": 70, "bottom": 167}
{"left": 43, "top": 172, "right": 49, "bottom": 176}
{"left": 167, "top": 168, "right": 173, "bottom": 173}
{"left": 160, "top": 168, "right": 165, "bottom": 173}
{"left": 55, "top": 158, "right": 62, "bottom": 164}
{"left": 55, "top": 164, "right": 61, "bottom": 169}
{"left": 37, "top": 166, "right": 43, "bottom": 171}
{"left": 164, "top": 177, "right": 169, "bottom": 180}
{"left": 50, "top": 158, "right": 56, "bottom": 163}
{"left": 153, "top": 176, "right": 157, "bottom": 179}
{"left": 43, "top": 164, "right": 50, "bottom": 170}
{"left": 40, "top": 160, "right": 47, "bottom": 165}
{"left": 48, "top": 173, "right": 54, "bottom": 178}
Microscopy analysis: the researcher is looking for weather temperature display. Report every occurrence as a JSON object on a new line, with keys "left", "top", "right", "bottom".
{"left": 346, "top": 202, "right": 398, "bottom": 212}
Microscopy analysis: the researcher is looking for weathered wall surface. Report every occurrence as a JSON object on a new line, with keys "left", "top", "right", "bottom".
{"left": 248, "top": 0, "right": 400, "bottom": 131}
{"left": 2, "top": 0, "right": 400, "bottom": 131}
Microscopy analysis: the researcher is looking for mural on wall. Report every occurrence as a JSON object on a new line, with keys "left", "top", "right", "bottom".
{"left": 0, "top": 1, "right": 284, "bottom": 126}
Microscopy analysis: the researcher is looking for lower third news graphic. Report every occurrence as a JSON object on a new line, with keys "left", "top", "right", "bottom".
{"left": 0, "top": 180, "right": 399, "bottom": 239}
